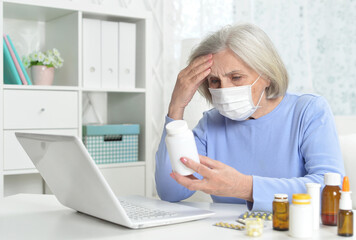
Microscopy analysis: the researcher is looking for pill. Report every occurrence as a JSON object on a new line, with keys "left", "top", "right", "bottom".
{"left": 236, "top": 218, "right": 246, "bottom": 225}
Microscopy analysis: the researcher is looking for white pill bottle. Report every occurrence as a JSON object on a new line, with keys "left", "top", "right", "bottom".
{"left": 165, "top": 120, "right": 200, "bottom": 176}
{"left": 289, "top": 193, "right": 313, "bottom": 238}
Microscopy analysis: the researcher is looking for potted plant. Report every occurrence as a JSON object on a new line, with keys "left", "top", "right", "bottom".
{"left": 22, "top": 48, "right": 64, "bottom": 85}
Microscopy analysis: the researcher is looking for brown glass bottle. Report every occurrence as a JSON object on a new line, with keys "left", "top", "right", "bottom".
{"left": 321, "top": 185, "right": 341, "bottom": 225}
{"left": 338, "top": 209, "right": 353, "bottom": 237}
{"left": 273, "top": 194, "right": 289, "bottom": 231}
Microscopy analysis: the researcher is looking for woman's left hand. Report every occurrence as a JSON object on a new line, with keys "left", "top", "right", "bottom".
{"left": 170, "top": 155, "right": 253, "bottom": 201}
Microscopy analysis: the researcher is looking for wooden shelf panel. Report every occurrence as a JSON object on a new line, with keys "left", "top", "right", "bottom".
{"left": 3, "top": 169, "right": 39, "bottom": 176}
{"left": 3, "top": 162, "right": 146, "bottom": 175}
{"left": 97, "top": 161, "right": 146, "bottom": 169}
{"left": 3, "top": 0, "right": 152, "bottom": 21}
{"left": 3, "top": 85, "right": 79, "bottom": 91}
{"left": 82, "top": 87, "right": 146, "bottom": 93}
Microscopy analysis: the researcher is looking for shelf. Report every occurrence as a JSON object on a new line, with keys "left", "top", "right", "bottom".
{"left": 1, "top": 0, "right": 152, "bottom": 197}
{"left": 4, "top": 162, "right": 146, "bottom": 175}
{"left": 82, "top": 88, "right": 146, "bottom": 93}
{"left": 3, "top": 1, "right": 75, "bottom": 21}
{"left": 4, "top": 0, "right": 152, "bottom": 21}
{"left": 97, "top": 161, "right": 146, "bottom": 169}
{"left": 3, "top": 85, "right": 79, "bottom": 91}
{"left": 3, "top": 169, "right": 39, "bottom": 176}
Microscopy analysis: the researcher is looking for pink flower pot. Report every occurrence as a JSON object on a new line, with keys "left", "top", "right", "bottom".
{"left": 31, "top": 65, "right": 54, "bottom": 85}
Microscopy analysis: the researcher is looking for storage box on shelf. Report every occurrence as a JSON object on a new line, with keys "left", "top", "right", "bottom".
{"left": 81, "top": 90, "right": 148, "bottom": 197}
{"left": 0, "top": 0, "right": 152, "bottom": 198}
{"left": 83, "top": 124, "right": 140, "bottom": 165}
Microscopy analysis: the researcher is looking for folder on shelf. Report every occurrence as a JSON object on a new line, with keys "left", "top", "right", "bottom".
{"left": 3, "top": 40, "right": 22, "bottom": 85}
{"left": 3, "top": 34, "right": 27, "bottom": 85}
{"left": 82, "top": 18, "right": 101, "bottom": 88}
{"left": 6, "top": 35, "right": 32, "bottom": 85}
{"left": 101, "top": 20, "right": 119, "bottom": 88}
{"left": 118, "top": 22, "right": 136, "bottom": 89}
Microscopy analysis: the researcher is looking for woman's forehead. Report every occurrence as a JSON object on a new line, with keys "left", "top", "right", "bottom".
{"left": 209, "top": 51, "right": 252, "bottom": 77}
{"left": 208, "top": 70, "right": 243, "bottom": 79}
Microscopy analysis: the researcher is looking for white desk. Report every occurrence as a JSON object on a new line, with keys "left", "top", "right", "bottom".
{"left": 0, "top": 194, "right": 353, "bottom": 240}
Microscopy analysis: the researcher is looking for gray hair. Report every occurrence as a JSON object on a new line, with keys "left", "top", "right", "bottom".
{"left": 188, "top": 23, "right": 289, "bottom": 103}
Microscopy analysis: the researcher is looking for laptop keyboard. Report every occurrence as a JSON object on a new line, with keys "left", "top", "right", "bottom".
{"left": 119, "top": 199, "right": 178, "bottom": 221}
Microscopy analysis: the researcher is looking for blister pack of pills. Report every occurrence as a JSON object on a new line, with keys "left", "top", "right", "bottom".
{"left": 236, "top": 211, "right": 272, "bottom": 225}
{"left": 239, "top": 211, "right": 273, "bottom": 221}
{"left": 213, "top": 222, "right": 245, "bottom": 230}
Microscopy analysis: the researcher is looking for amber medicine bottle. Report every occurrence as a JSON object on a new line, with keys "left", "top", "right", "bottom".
{"left": 273, "top": 194, "right": 289, "bottom": 231}
{"left": 338, "top": 176, "right": 353, "bottom": 237}
{"left": 322, "top": 173, "right": 341, "bottom": 226}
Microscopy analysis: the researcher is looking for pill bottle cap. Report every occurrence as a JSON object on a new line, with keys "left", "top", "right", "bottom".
{"left": 324, "top": 173, "right": 341, "bottom": 186}
{"left": 166, "top": 120, "right": 189, "bottom": 135}
{"left": 292, "top": 193, "right": 311, "bottom": 205}
{"left": 274, "top": 193, "right": 288, "bottom": 202}
{"left": 305, "top": 182, "right": 321, "bottom": 189}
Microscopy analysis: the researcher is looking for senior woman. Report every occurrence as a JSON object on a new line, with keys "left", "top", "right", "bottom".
{"left": 155, "top": 23, "right": 345, "bottom": 211}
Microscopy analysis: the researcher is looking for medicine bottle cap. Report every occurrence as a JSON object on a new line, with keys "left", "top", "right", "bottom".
{"left": 340, "top": 176, "right": 352, "bottom": 210}
{"left": 305, "top": 182, "right": 321, "bottom": 189}
{"left": 166, "top": 120, "right": 189, "bottom": 135}
{"left": 274, "top": 193, "right": 288, "bottom": 202}
{"left": 342, "top": 176, "right": 350, "bottom": 192}
{"left": 292, "top": 193, "right": 311, "bottom": 205}
{"left": 324, "top": 173, "right": 341, "bottom": 186}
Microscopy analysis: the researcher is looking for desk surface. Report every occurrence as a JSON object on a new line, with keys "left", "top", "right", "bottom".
{"left": 0, "top": 194, "right": 353, "bottom": 240}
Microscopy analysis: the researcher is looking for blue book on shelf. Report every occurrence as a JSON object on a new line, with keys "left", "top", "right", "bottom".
{"left": 6, "top": 35, "right": 32, "bottom": 85}
{"left": 3, "top": 40, "right": 22, "bottom": 85}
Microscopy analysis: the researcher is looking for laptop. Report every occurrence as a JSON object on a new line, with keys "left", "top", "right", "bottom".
{"left": 15, "top": 132, "right": 214, "bottom": 229}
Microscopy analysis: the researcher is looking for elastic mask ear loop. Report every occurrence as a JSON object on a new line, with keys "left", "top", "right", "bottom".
{"left": 251, "top": 74, "right": 262, "bottom": 86}
{"left": 255, "top": 90, "right": 264, "bottom": 108}
{"left": 251, "top": 74, "right": 264, "bottom": 108}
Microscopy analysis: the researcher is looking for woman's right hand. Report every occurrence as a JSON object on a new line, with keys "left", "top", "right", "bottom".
{"left": 168, "top": 54, "right": 213, "bottom": 120}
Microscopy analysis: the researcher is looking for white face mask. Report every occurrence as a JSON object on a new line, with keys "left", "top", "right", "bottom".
{"left": 209, "top": 75, "right": 264, "bottom": 121}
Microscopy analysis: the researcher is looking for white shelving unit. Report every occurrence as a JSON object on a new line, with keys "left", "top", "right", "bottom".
{"left": 0, "top": 0, "right": 152, "bottom": 198}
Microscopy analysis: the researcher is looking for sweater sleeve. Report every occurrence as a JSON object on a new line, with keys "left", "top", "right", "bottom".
{"left": 247, "top": 96, "right": 345, "bottom": 211}
{"left": 155, "top": 115, "right": 207, "bottom": 202}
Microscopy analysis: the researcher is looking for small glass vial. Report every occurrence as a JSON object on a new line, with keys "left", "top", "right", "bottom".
{"left": 273, "top": 194, "right": 289, "bottom": 231}
{"left": 338, "top": 210, "right": 354, "bottom": 237}
{"left": 321, "top": 173, "right": 341, "bottom": 226}
{"left": 289, "top": 194, "right": 313, "bottom": 238}
{"left": 165, "top": 120, "right": 200, "bottom": 176}
{"left": 338, "top": 176, "right": 353, "bottom": 237}
{"left": 245, "top": 218, "right": 264, "bottom": 237}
